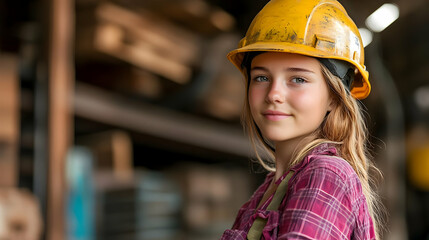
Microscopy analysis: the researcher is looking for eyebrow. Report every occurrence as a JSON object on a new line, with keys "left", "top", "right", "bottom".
{"left": 250, "top": 66, "right": 316, "bottom": 74}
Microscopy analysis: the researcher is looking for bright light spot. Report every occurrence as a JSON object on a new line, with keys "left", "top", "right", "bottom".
{"left": 365, "top": 3, "right": 399, "bottom": 32}
{"left": 414, "top": 86, "right": 429, "bottom": 110}
{"left": 358, "top": 28, "right": 373, "bottom": 48}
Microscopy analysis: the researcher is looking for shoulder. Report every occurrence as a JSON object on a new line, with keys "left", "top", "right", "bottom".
{"left": 290, "top": 154, "right": 364, "bottom": 201}
{"left": 306, "top": 154, "right": 358, "bottom": 181}
{"left": 279, "top": 155, "right": 369, "bottom": 239}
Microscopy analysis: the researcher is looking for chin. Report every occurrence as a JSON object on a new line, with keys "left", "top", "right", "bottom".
{"left": 263, "top": 133, "right": 291, "bottom": 143}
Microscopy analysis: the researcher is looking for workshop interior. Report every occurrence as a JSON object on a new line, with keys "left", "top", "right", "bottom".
{"left": 1, "top": 0, "right": 429, "bottom": 239}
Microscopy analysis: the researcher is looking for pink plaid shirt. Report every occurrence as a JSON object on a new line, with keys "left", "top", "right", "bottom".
{"left": 221, "top": 143, "right": 376, "bottom": 239}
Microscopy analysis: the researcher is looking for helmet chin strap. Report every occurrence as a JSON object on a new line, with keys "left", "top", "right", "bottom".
{"left": 317, "top": 58, "right": 355, "bottom": 90}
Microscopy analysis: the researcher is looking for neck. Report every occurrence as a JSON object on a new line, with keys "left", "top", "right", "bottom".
{"left": 273, "top": 134, "right": 316, "bottom": 181}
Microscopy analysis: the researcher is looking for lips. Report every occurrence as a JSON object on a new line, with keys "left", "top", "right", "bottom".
{"left": 262, "top": 110, "right": 291, "bottom": 121}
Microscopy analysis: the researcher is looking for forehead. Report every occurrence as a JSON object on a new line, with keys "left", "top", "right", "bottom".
{"left": 251, "top": 52, "right": 321, "bottom": 71}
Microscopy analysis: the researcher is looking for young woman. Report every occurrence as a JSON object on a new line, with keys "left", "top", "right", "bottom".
{"left": 221, "top": 0, "right": 384, "bottom": 239}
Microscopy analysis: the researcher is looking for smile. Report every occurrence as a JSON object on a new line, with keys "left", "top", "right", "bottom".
{"left": 262, "top": 110, "right": 291, "bottom": 121}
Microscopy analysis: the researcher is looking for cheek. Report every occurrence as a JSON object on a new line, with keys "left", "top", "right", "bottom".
{"left": 290, "top": 89, "right": 330, "bottom": 118}
{"left": 248, "top": 87, "right": 265, "bottom": 108}
{"left": 248, "top": 88, "right": 267, "bottom": 125}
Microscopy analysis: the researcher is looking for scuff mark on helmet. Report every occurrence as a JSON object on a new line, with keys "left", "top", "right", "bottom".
{"left": 265, "top": 28, "right": 280, "bottom": 41}
{"left": 289, "top": 30, "right": 297, "bottom": 42}
{"left": 248, "top": 30, "right": 261, "bottom": 43}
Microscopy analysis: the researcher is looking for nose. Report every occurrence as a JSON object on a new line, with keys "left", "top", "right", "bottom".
{"left": 266, "top": 79, "right": 285, "bottom": 104}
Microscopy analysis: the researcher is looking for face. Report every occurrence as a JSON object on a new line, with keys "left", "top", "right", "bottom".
{"left": 248, "top": 52, "right": 333, "bottom": 145}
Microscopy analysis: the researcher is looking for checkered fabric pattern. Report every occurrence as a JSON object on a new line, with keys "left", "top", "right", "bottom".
{"left": 220, "top": 143, "right": 375, "bottom": 240}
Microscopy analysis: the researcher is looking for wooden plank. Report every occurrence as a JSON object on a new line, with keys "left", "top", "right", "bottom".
{"left": 94, "top": 23, "right": 192, "bottom": 84}
{"left": 93, "top": 3, "right": 200, "bottom": 84}
{"left": 95, "top": 2, "right": 200, "bottom": 64}
{"left": 0, "top": 54, "right": 19, "bottom": 187}
{"left": 46, "top": 0, "right": 74, "bottom": 239}
{"left": 113, "top": 0, "right": 236, "bottom": 35}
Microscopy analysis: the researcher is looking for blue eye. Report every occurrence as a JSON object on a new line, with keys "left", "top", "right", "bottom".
{"left": 253, "top": 76, "right": 269, "bottom": 82}
{"left": 291, "top": 77, "right": 306, "bottom": 84}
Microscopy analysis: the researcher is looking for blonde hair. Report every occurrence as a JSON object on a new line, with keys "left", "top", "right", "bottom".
{"left": 242, "top": 61, "right": 385, "bottom": 239}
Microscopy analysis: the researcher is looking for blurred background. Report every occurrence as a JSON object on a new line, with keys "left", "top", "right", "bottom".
{"left": 0, "top": 0, "right": 429, "bottom": 239}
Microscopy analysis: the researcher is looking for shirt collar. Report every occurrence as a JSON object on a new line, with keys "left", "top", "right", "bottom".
{"left": 290, "top": 143, "right": 338, "bottom": 172}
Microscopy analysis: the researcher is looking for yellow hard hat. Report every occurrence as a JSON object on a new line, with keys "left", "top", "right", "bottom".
{"left": 227, "top": 0, "right": 370, "bottom": 99}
